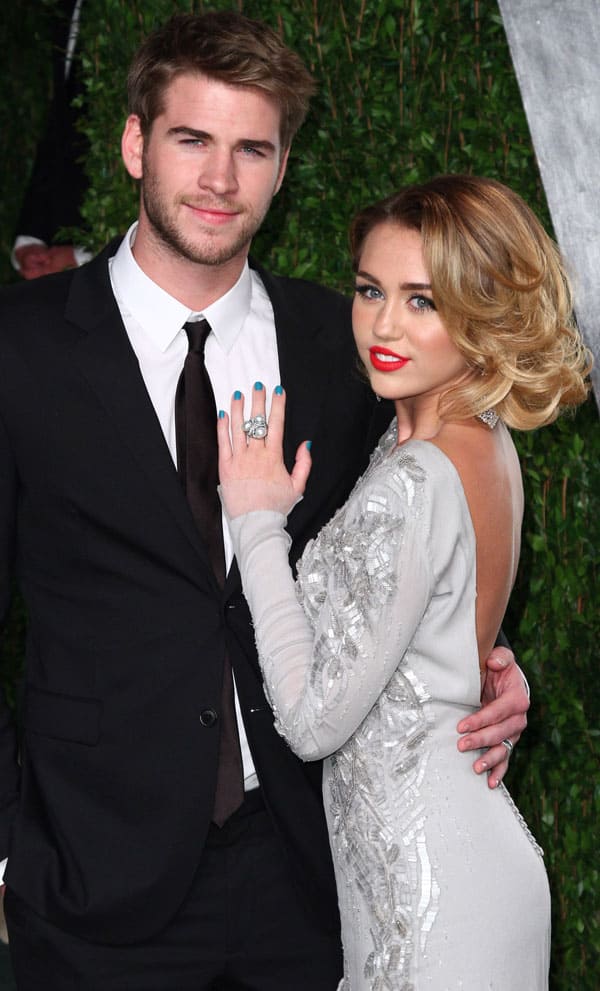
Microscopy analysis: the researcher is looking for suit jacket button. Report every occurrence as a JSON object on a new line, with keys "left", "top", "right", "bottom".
{"left": 199, "top": 708, "right": 218, "bottom": 727}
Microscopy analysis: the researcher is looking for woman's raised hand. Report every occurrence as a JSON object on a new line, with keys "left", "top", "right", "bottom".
{"left": 217, "top": 384, "right": 312, "bottom": 520}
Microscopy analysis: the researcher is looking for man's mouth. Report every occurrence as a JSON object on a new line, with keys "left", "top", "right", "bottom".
{"left": 184, "top": 202, "right": 241, "bottom": 225}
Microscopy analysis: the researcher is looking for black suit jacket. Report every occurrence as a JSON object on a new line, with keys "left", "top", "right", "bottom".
{"left": 0, "top": 240, "right": 391, "bottom": 943}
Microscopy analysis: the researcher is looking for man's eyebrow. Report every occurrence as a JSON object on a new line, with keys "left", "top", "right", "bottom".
{"left": 167, "top": 126, "right": 211, "bottom": 140}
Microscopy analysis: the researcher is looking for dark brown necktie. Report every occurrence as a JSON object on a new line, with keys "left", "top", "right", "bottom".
{"left": 175, "top": 319, "right": 244, "bottom": 826}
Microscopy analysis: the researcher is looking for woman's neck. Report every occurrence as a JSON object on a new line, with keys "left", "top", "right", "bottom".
{"left": 394, "top": 396, "right": 445, "bottom": 444}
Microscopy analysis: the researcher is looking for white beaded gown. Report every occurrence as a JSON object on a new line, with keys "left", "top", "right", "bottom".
{"left": 228, "top": 421, "right": 550, "bottom": 990}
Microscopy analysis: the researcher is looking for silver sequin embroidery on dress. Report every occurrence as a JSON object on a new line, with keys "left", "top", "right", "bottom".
{"left": 296, "top": 429, "right": 438, "bottom": 989}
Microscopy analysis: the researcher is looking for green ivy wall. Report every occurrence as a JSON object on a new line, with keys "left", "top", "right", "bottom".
{"left": 2, "top": 1, "right": 598, "bottom": 986}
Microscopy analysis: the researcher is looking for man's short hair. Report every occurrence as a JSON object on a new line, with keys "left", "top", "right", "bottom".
{"left": 127, "top": 11, "right": 316, "bottom": 148}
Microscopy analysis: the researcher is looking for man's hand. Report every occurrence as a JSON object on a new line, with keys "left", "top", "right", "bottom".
{"left": 457, "top": 646, "right": 529, "bottom": 789}
{"left": 15, "top": 243, "right": 77, "bottom": 280}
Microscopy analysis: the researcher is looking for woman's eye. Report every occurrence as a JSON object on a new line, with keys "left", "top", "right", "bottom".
{"left": 409, "top": 294, "right": 436, "bottom": 312}
{"left": 355, "top": 283, "right": 383, "bottom": 301}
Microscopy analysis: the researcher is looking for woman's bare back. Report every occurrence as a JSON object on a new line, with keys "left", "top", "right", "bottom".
{"left": 433, "top": 418, "right": 524, "bottom": 671}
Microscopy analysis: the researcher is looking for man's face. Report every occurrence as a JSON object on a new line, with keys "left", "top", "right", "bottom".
{"left": 122, "top": 73, "right": 289, "bottom": 268}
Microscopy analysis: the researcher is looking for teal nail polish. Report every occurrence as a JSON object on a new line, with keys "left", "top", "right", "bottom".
{"left": 233, "top": 390, "right": 242, "bottom": 401}
{"left": 218, "top": 410, "right": 225, "bottom": 419}
{"left": 274, "top": 385, "right": 283, "bottom": 395}
{"left": 306, "top": 440, "right": 312, "bottom": 451}
{"left": 254, "top": 381, "right": 263, "bottom": 391}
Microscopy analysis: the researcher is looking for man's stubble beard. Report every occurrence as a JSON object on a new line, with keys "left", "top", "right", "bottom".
{"left": 140, "top": 165, "right": 273, "bottom": 268}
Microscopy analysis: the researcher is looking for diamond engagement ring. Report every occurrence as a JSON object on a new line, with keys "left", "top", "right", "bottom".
{"left": 501, "top": 738, "right": 514, "bottom": 757}
{"left": 242, "top": 415, "right": 268, "bottom": 440}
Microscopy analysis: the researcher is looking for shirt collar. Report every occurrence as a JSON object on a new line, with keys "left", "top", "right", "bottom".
{"left": 110, "top": 222, "right": 253, "bottom": 353}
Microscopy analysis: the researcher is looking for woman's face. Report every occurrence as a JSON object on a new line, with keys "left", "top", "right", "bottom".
{"left": 352, "top": 222, "right": 467, "bottom": 407}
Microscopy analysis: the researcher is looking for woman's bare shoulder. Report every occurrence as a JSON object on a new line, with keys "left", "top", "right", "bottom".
{"left": 430, "top": 419, "right": 521, "bottom": 500}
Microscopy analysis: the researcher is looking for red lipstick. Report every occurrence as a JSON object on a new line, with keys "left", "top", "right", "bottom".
{"left": 369, "top": 346, "right": 410, "bottom": 372}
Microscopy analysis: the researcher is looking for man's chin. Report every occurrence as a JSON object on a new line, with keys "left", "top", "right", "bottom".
{"left": 184, "top": 240, "right": 251, "bottom": 267}
{"left": 159, "top": 229, "right": 251, "bottom": 268}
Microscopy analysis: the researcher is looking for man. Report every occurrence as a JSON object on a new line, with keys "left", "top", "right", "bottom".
{"left": 0, "top": 12, "right": 528, "bottom": 989}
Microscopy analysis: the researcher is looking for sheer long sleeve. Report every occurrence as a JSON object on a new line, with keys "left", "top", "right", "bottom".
{"left": 228, "top": 451, "right": 435, "bottom": 760}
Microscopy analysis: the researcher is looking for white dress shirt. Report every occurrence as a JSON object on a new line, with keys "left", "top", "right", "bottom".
{"left": 109, "top": 222, "right": 283, "bottom": 789}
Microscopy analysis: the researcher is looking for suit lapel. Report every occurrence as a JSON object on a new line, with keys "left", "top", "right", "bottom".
{"left": 252, "top": 263, "right": 333, "bottom": 474}
{"left": 64, "top": 241, "right": 215, "bottom": 575}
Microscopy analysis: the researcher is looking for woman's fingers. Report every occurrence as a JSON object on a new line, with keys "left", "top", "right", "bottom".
{"left": 216, "top": 409, "right": 232, "bottom": 475}
{"left": 290, "top": 440, "right": 312, "bottom": 497}
{"left": 265, "top": 386, "right": 285, "bottom": 450}
{"left": 249, "top": 381, "right": 268, "bottom": 421}
{"left": 229, "top": 390, "right": 246, "bottom": 454}
{"left": 221, "top": 384, "right": 289, "bottom": 473}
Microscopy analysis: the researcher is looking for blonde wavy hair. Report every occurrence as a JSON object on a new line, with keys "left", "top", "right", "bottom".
{"left": 350, "top": 175, "right": 592, "bottom": 429}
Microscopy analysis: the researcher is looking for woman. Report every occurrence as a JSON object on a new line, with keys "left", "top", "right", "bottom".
{"left": 216, "top": 176, "right": 591, "bottom": 989}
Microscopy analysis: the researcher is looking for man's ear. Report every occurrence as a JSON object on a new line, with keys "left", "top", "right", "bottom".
{"left": 274, "top": 146, "right": 291, "bottom": 195}
{"left": 121, "top": 115, "right": 145, "bottom": 180}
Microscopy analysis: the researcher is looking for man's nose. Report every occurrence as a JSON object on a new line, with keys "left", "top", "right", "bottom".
{"left": 197, "top": 150, "right": 238, "bottom": 195}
